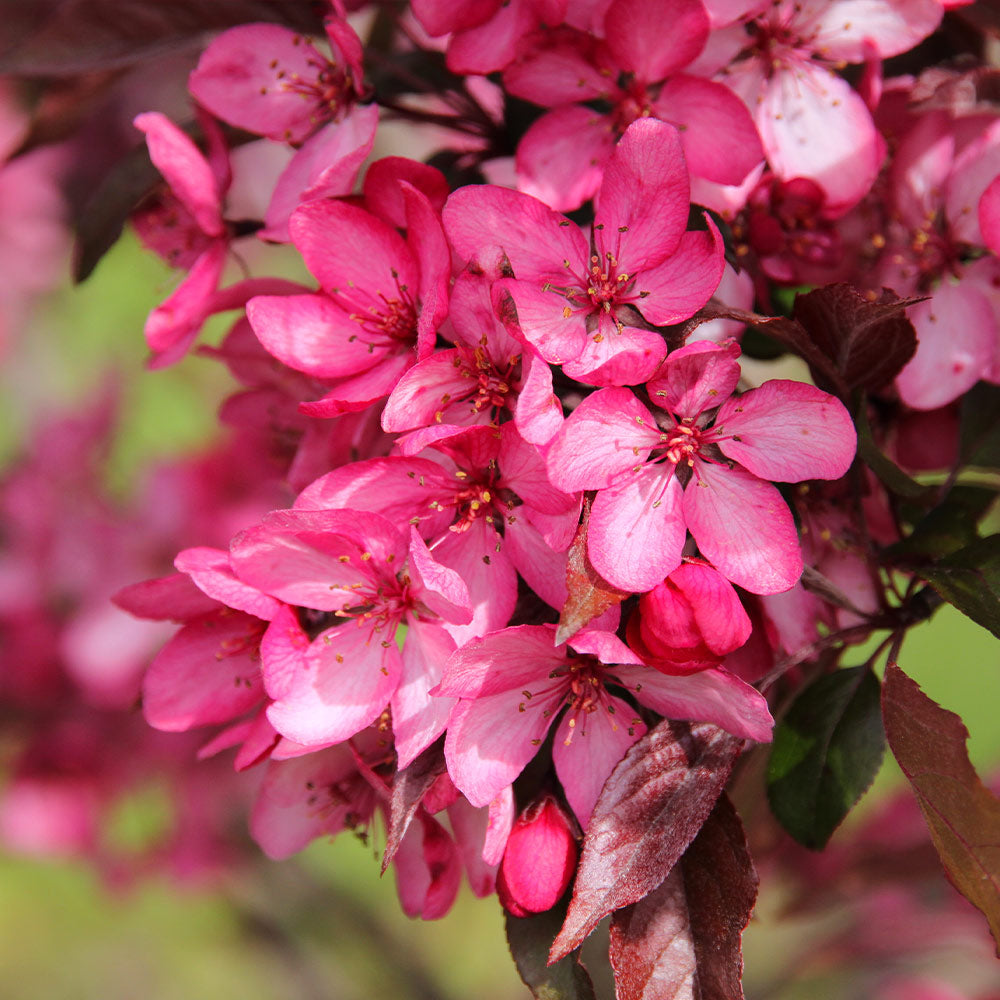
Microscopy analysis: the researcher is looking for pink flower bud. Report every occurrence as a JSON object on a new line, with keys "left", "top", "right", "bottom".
{"left": 496, "top": 794, "right": 577, "bottom": 917}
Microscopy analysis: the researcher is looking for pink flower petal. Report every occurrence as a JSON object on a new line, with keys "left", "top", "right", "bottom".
{"left": 604, "top": 0, "right": 709, "bottom": 81}
{"left": 631, "top": 222, "right": 726, "bottom": 326}
{"left": 595, "top": 118, "right": 690, "bottom": 270}
{"left": 134, "top": 112, "right": 223, "bottom": 237}
{"left": 266, "top": 623, "right": 403, "bottom": 745}
{"left": 546, "top": 387, "right": 661, "bottom": 491}
{"left": 553, "top": 695, "right": 646, "bottom": 825}
{"left": 646, "top": 339, "right": 741, "bottom": 419}
{"left": 613, "top": 663, "right": 774, "bottom": 742}
{"left": 683, "top": 463, "right": 802, "bottom": 594}
{"left": 515, "top": 106, "right": 616, "bottom": 213}
{"left": 654, "top": 74, "right": 763, "bottom": 186}
{"left": 589, "top": 466, "right": 686, "bottom": 592}
{"left": 714, "top": 379, "right": 857, "bottom": 481}
{"left": 896, "top": 282, "right": 998, "bottom": 410}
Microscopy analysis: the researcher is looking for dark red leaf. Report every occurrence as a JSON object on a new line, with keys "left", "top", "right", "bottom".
{"left": 609, "top": 796, "right": 757, "bottom": 1000}
{"left": 556, "top": 499, "right": 627, "bottom": 645}
{"left": 382, "top": 740, "right": 447, "bottom": 874}
{"left": 550, "top": 721, "right": 743, "bottom": 962}
{"left": 882, "top": 662, "right": 1000, "bottom": 954}
{"left": 0, "top": 0, "right": 325, "bottom": 76}
{"left": 791, "top": 284, "right": 920, "bottom": 394}
{"left": 680, "top": 795, "right": 757, "bottom": 999}
{"left": 609, "top": 870, "right": 696, "bottom": 1000}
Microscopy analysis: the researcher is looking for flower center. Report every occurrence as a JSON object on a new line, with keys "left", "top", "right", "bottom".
{"left": 663, "top": 423, "right": 704, "bottom": 466}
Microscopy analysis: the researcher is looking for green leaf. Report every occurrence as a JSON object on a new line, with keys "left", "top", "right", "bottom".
{"left": 506, "top": 901, "right": 596, "bottom": 1000}
{"left": 922, "top": 534, "right": 1000, "bottom": 639}
{"left": 767, "top": 667, "right": 885, "bottom": 849}
{"left": 886, "top": 486, "right": 998, "bottom": 562}
{"left": 883, "top": 663, "right": 1000, "bottom": 955}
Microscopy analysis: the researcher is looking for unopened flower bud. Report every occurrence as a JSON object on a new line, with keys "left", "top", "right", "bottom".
{"left": 496, "top": 794, "right": 577, "bottom": 917}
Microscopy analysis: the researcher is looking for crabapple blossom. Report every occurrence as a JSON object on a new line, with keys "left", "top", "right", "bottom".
{"left": 546, "top": 339, "right": 856, "bottom": 593}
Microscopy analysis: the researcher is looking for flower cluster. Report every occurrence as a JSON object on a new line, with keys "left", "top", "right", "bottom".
{"left": 7, "top": 0, "right": 1000, "bottom": 993}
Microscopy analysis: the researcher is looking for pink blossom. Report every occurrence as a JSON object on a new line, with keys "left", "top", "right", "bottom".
{"left": 446, "top": 119, "right": 725, "bottom": 386}
{"left": 188, "top": 17, "right": 366, "bottom": 145}
{"left": 229, "top": 509, "right": 471, "bottom": 754}
{"left": 439, "top": 624, "right": 772, "bottom": 824}
{"left": 248, "top": 183, "right": 449, "bottom": 415}
{"left": 546, "top": 340, "right": 857, "bottom": 593}
{"left": 506, "top": 0, "right": 763, "bottom": 211}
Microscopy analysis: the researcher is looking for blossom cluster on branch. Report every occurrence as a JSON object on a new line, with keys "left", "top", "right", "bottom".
{"left": 4, "top": 0, "right": 1000, "bottom": 995}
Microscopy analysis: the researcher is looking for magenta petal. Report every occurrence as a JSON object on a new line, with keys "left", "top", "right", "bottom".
{"left": 757, "top": 63, "right": 879, "bottom": 215}
{"left": 589, "top": 466, "right": 686, "bottom": 592}
{"left": 613, "top": 663, "right": 773, "bottom": 742}
{"left": 393, "top": 811, "right": 461, "bottom": 920}
{"left": 504, "top": 515, "right": 571, "bottom": 611}
{"left": 980, "top": 173, "right": 1000, "bottom": 256}
{"left": 145, "top": 241, "right": 226, "bottom": 366}
{"left": 503, "top": 36, "right": 611, "bottom": 105}
{"left": 188, "top": 25, "right": 333, "bottom": 144}
{"left": 683, "top": 463, "right": 802, "bottom": 594}
{"left": 266, "top": 624, "right": 403, "bottom": 745}
{"left": 407, "top": 529, "right": 473, "bottom": 625}
{"left": 498, "top": 424, "right": 577, "bottom": 515}
{"left": 714, "top": 380, "right": 857, "bottom": 481}
{"left": 174, "top": 546, "right": 281, "bottom": 620}
{"left": 445, "top": 689, "right": 562, "bottom": 807}
{"left": 561, "top": 321, "right": 668, "bottom": 386}
{"left": 896, "top": 283, "right": 998, "bottom": 410}
{"left": 294, "top": 457, "right": 454, "bottom": 538}
{"left": 553, "top": 696, "right": 646, "bottom": 825}
{"left": 654, "top": 74, "right": 763, "bottom": 185}
{"left": 392, "top": 622, "right": 457, "bottom": 769}
{"left": 515, "top": 106, "right": 616, "bottom": 213}
{"left": 142, "top": 612, "right": 264, "bottom": 731}
{"left": 134, "top": 112, "right": 223, "bottom": 237}
{"left": 443, "top": 184, "right": 588, "bottom": 279}
{"left": 514, "top": 350, "right": 564, "bottom": 445}
{"left": 604, "top": 0, "right": 709, "bottom": 81}
{"left": 646, "top": 339, "right": 741, "bottom": 418}
{"left": 260, "top": 107, "right": 378, "bottom": 242}
{"left": 250, "top": 747, "right": 361, "bottom": 859}
{"left": 546, "top": 387, "right": 661, "bottom": 491}
{"left": 297, "top": 352, "right": 415, "bottom": 417}
{"left": 404, "top": 183, "right": 452, "bottom": 347}
{"left": 632, "top": 221, "right": 726, "bottom": 326}
{"left": 439, "top": 625, "right": 566, "bottom": 698}
{"left": 669, "top": 562, "right": 751, "bottom": 655}
{"left": 112, "top": 573, "right": 219, "bottom": 621}
{"left": 247, "top": 292, "right": 387, "bottom": 379}
{"left": 381, "top": 349, "right": 470, "bottom": 431}
{"left": 595, "top": 118, "right": 690, "bottom": 270}
{"left": 290, "top": 200, "right": 418, "bottom": 300}
{"left": 363, "top": 157, "right": 451, "bottom": 229}
{"left": 433, "top": 519, "right": 518, "bottom": 644}
{"left": 494, "top": 277, "right": 589, "bottom": 365}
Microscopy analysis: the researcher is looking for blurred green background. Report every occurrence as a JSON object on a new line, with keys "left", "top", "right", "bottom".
{"left": 2, "top": 230, "right": 999, "bottom": 1000}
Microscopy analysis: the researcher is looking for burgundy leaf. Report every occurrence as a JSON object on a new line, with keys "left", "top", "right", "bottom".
{"left": 675, "top": 300, "right": 848, "bottom": 398}
{"left": 608, "top": 796, "right": 756, "bottom": 1000}
{"left": 382, "top": 740, "right": 447, "bottom": 874}
{"left": 556, "top": 499, "right": 627, "bottom": 645}
{"left": 550, "top": 721, "right": 743, "bottom": 961}
{"left": 791, "top": 285, "right": 921, "bottom": 394}
{"left": 679, "top": 795, "right": 757, "bottom": 999}
{"left": 0, "top": 0, "right": 324, "bottom": 76}
{"left": 882, "top": 662, "right": 1000, "bottom": 954}
{"left": 609, "top": 869, "right": 696, "bottom": 1000}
